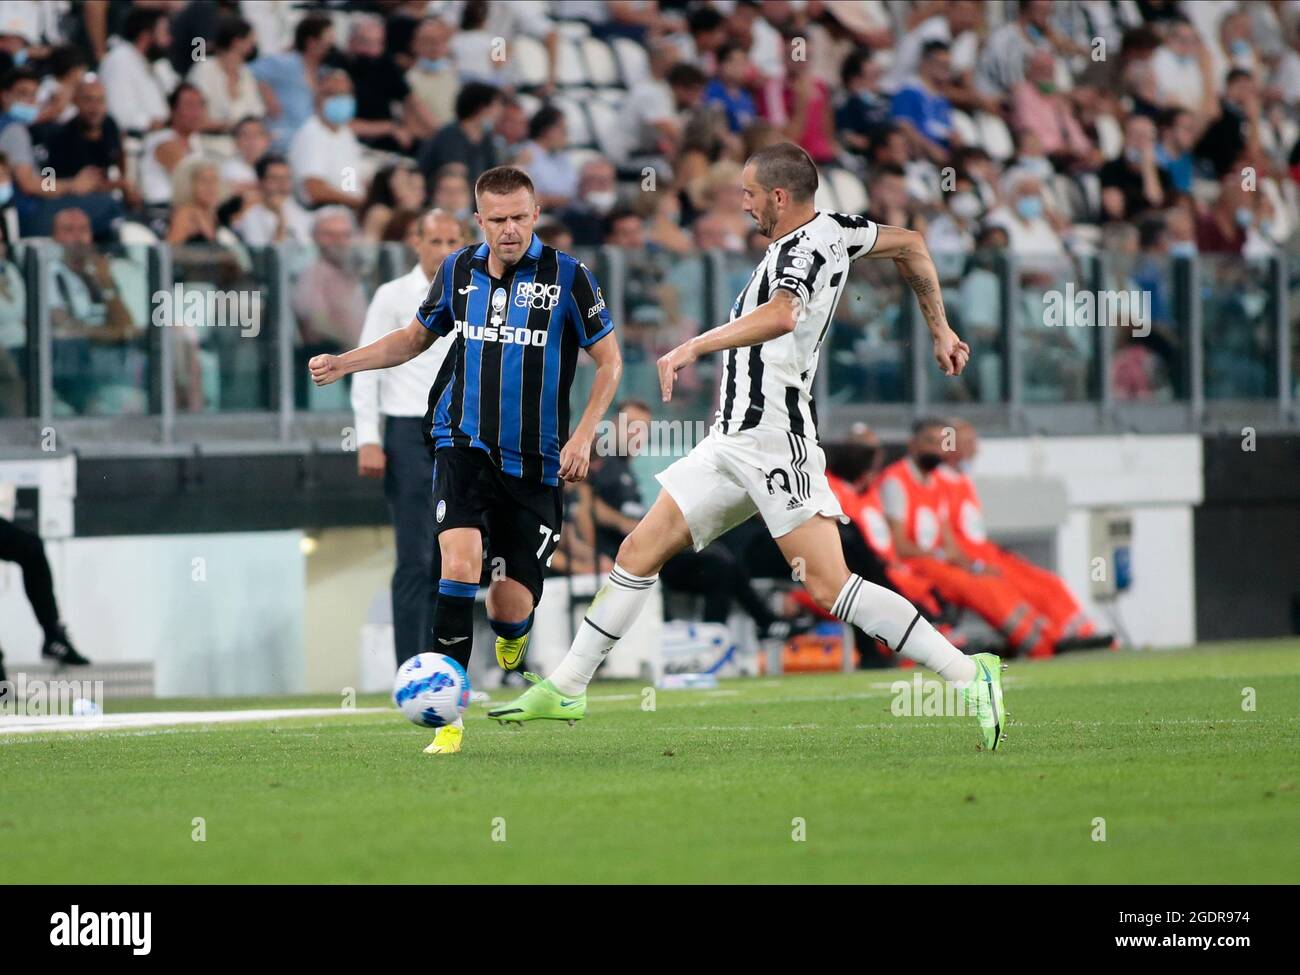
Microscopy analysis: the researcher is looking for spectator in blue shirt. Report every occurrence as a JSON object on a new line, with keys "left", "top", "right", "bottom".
{"left": 836, "top": 48, "right": 891, "bottom": 158}
{"left": 251, "top": 14, "right": 336, "bottom": 153}
{"left": 889, "top": 40, "right": 955, "bottom": 162}
{"left": 703, "top": 43, "right": 756, "bottom": 135}
{"left": 1156, "top": 108, "right": 1197, "bottom": 194}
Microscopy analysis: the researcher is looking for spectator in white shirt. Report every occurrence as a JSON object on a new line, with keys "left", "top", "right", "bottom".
{"left": 219, "top": 115, "right": 270, "bottom": 195}
{"left": 233, "top": 153, "right": 312, "bottom": 247}
{"left": 1150, "top": 16, "right": 1216, "bottom": 114}
{"left": 287, "top": 68, "right": 364, "bottom": 209}
{"left": 350, "top": 209, "right": 465, "bottom": 664}
{"left": 139, "top": 82, "right": 206, "bottom": 207}
{"left": 405, "top": 17, "right": 458, "bottom": 129}
{"left": 512, "top": 104, "right": 578, "bottom": 209}
{"left": 99, "top": 7, "right": 174, "bottom": 133}
{"left": 188, "top": 14, "right": 266, "bottom": 133}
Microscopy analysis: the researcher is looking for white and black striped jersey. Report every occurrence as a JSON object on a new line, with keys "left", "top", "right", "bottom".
{"left": 714, "top": 210, "right": 880, "bottom": 440}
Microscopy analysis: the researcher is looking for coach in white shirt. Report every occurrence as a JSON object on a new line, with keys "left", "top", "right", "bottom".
{"left": 351, "top": 209, "right": 465, "bottom": 664}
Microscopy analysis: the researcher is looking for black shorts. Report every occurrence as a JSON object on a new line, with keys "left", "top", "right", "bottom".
{"left": 432, "top": 445, "right": 565, "bottom": 604}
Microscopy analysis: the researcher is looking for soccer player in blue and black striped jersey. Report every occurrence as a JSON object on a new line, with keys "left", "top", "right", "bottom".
{"left": 309, "top": 167, "right": 623, "bottom": 754}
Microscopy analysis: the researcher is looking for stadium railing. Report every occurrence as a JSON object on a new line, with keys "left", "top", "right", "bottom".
{"left": 0, "top": 242, "right": 1295, "bottom": 456}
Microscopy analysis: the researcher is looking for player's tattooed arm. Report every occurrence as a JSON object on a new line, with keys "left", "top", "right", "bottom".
{"left": 867, "top": 225, "right": 970, "bottom": 377}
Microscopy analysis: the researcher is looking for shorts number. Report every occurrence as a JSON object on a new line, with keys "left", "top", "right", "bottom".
{"left": 536, "top": 526, "right": 562, "bottom": 567}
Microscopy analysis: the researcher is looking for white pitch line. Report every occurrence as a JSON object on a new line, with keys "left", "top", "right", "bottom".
{"left": 0, "top": 706, "right": 391, "bottom": 736}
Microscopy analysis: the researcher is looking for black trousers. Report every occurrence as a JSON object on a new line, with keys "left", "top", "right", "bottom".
{"left": 0, "top": 516, "right": 59, "bottom": 637}
{"left": 383, "top": 417, "right": 440, "bottom": 665}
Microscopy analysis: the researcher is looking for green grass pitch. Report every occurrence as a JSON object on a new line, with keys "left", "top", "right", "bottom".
{"left": 2, "top": 640, "right": 1297, "bottom": 884}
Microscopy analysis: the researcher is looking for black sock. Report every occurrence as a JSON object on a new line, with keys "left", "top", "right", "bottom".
{"left": 433, "top": 579, "right": 478, "bottom": 668}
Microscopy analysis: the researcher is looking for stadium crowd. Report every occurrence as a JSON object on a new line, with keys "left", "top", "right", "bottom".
{"left": 0, "top": 1, "right": 1296, "bottom": 413}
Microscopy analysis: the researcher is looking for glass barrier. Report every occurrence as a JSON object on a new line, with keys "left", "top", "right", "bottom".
{"left": 0, "top": 241, "right": 1292, "bottom": 435}
{"left": 168, "top": 240, "right": 272, "bottom": 412}
{"left": 618, "top": 247, "right": 717, "bottom": 424}
{"left": 824, "top": 250, "right": 912, "bottom": 404}
{"left": 50, "top": 242, "right": 152, "bottom": 416}
{"left": 1102, "top": 251, "right": 1189, "bottom": 402}
{"left": 1199, "top": 253, "right": 1278, "bottom": 400}
{"left": 1014, "top": 251, "right": 1099, "bottom": 403}
{"left": 929, "top": 248, "right": 1005, "bottom": 404}
{"left": 0, "top": 241, "right": 30, "bottom": 417}
{"left": 283, "top": 242, "right": 392, "bottom": 412}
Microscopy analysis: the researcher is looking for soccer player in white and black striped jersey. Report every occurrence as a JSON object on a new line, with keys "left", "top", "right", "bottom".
{"left": 490, "top": 143, "right": 1007, "bottom": 751}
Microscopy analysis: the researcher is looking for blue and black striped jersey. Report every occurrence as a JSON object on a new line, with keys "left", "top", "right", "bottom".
{"left": 416, "top": 234, "right": 614, "bottom": 485}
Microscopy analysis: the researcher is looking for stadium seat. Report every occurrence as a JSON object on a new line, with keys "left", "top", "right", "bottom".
{"left": 1094, "top": 114, "right": 1123, "bottom": 160}
{"left": 581, "top": 37, "right": 621, "bottom": 88}
{"left": 511, "top": 35, "right": 550, "bottom": 89}
{"left": 974, "top": 111, "right": 1015, "bottom": 161}
{"left": 552, "top": 94, "right": 595, "bottom": 148}
{"left": 826, "top": 167, "right": 870, "bottom": 214}
{"left": 610, "top": 36, "right": 650, "bottom": 87}
{"left": 585, "top": 98, "right": 631, "bottom": 163}
{"left": 117, "top": 221, "right": 159, "bottom": 245}
{"left": 950, "top": 108, "right": 979, "bottom": 147}
{"left": 515, "top": 91, "right": 543, "bottom": 118}
{"left": 554, "top": 35, "right": 589, "bottom": 88}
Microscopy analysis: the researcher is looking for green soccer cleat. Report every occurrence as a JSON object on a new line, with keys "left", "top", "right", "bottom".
{"left": 495, "top": 631, "right": 529, "bottom": 671}
{"left": 487, "top": 672, "right": 586, "bottom": 725}
{"left": 964, "top": 652, "right": 1007, "bottom": 751}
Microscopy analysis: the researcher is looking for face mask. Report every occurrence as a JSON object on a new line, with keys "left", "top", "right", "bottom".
{"left": 1230, "top": 39, "right": 1251, "bottom": 59}
{"left": 1125, "top": 147, "right": 1143, "bottom": 165}
{"left": 322, "top": 94, "right": 355, "bottom": 126}
{"left": 1234, "top": 206, "right": 1253, "bottom": 229}
{"left": 1026, "top": 25, "right": 1044, "bottom": 43}
{"left": 418, "top": 57, "right": 448, "bottom": 72}
{"left": 1168, "top": 240, "right": 1196, "bottom": 258}
{"left": 587, "top": 190, "right": 617, "bottom": 215}
{"left": 1035, "top": 81, "right": 1055, "bottom": 95}
{"left": 1016, "top": 195, "right": 1043, "bottom": 221}
{"left": 7, "top": 101, "right": 38, "bottom": 124}
{"left": 12, "top": 49, "right": 28, "bottom": 67}
{"left": 0, "top": 182, "right": 11, "bottom": 205}
{"left": 916, "top": 453, "right": 944, "bottom": 473}
{"left": 950, "top": 192, "right": 981, "bottom": 221}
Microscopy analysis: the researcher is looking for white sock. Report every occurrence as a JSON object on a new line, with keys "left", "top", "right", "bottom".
{"left": 831, "top": 574, "right": 977, "bottom": 685}
{"left": 548, "top": 564, "right": 658, "bottom": 696}
{"left": 450, "top": 716, "right": 464, "bottom": 729}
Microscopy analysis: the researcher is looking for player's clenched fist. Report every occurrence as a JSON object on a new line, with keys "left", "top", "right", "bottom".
{"left": 558, "top": 431, "right": 593, "bottom": 482}
{"left": 309, "top": 353, "right": 344, "bottom": 386}
{"left": 933, "top": 327, "right": 971, "bottom": 377}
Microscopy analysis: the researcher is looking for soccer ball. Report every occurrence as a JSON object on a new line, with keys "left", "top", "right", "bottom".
{"left": 393, "top": 653, "right": 471, "bottom": 728}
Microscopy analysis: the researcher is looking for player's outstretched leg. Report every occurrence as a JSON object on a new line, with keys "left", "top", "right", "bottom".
{"left": 778, "top": 516, "right": 1007, "bottom": 751}
{"left": 487, "top": 491, "right": 694, "bottom": 725}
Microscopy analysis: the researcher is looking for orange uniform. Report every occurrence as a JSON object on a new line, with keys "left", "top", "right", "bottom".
{"left": 879, "top": 458, "right": 1057, "bottom": 658}
{"left": 936, "top": 465, "right": 1095, "bottom": 642}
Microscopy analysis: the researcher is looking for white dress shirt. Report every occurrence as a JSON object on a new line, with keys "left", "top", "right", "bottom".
{"left": 288, "top": 114, "right": 364, "bottom": 206}
{"left": 99, "top": 37, "right": 170, "bottom": 132}
{"left": 351, "top": 264, "right": 455, "bottom": 447}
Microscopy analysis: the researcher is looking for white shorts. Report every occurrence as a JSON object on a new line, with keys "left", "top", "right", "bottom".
{"left": 656, "top": 427, "right": 847, "bottom": 552}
